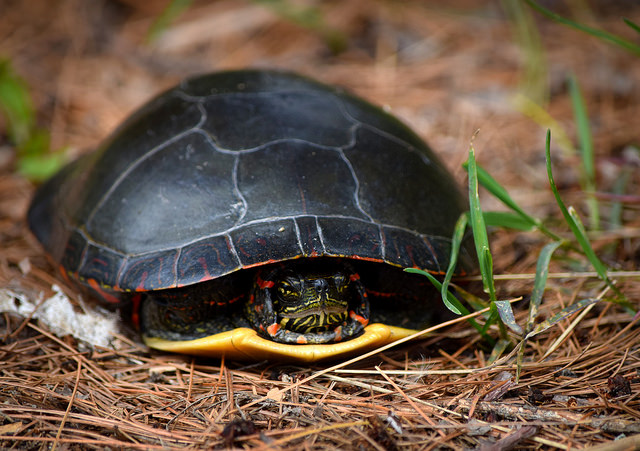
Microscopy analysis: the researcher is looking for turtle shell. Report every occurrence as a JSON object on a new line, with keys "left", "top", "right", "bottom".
{"left": 28, "top": 69, "right": 475, "bottom": 361}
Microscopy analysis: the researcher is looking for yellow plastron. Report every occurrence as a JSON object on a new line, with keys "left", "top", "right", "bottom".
{"left": 144, "top": 323, "right": 419, "bottom": 362}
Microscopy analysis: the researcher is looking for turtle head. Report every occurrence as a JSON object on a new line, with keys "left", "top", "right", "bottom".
{"left": 247, "top": 260, "right": 370, "bottom": 344}
{"left": 274, "top": 269, "right": 350, "bottom": 333}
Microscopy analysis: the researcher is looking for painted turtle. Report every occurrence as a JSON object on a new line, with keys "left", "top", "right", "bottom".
{"left": 28, "top": 70, "right": 475, "bottom": 362}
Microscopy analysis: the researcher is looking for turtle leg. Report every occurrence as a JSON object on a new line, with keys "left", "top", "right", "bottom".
{"left": 243, "top": 268, "right": 279, "bottom": 337}
{"left": 346, "top": 272, "right": 370, "bottom": 330}
{"left": 138, "top": 278, "right": 248, "bottom": 341}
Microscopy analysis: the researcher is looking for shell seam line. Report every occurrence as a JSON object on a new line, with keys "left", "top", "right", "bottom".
{"left": 84, "top": 103, "right": 209, "bottom": 225}
{"left": 224, "top": 233, "right": 242, "bottom": 269}
{"left": 192, "top": 127, "right": 356, "bottom": 156}
{"left": 189, "top": 92, "right": 358, "bottom": 154}
{"left": 336, "top": 140, "right": 374, "bottom": 223}
{"left": 73, "top": 214, "right": 454, "bottom": 258}
{"left": 314, "top": 216, "right": 327, "bottom": 254}
{"left": 333, "top": 94, "right": 433, "bottom": 167}
{"left": 360, "top": 123, "right": 432, "bottom": 166}
{"left": 292, "top": 218, "right": 305, "bottom": 255}
{"left": 230, "top": 153, "right": 248, "bottom": 227}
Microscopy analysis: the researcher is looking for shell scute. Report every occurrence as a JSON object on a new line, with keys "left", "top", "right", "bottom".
{"left": 230, "top": 219, "right": 301, "bottom": 267}
{"left": 176, "top": 235, "right": 241, "bottom": 287}
{"left": 29, "top": 70, "right": 475, "bottom": 294}
{"left": 316, "top": 217, "right": 383, "bottom": 261}
{"left": 200, "top": 91, "right": 354, "bottom": 150}
{"left": 119, "top": 249, "right": 179, "bottom": 291}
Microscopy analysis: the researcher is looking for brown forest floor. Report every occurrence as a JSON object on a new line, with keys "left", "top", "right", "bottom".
{"left": 1, "top": 0, "right": 640, "bottom": 449}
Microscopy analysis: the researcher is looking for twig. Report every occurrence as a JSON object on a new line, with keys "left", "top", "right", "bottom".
{"left": 52, "top": 360, "right": 82, "bottom": 451}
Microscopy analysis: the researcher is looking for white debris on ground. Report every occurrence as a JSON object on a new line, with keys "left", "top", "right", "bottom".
{"left": 0, "top": 285, "right": 120, "bottom": 348}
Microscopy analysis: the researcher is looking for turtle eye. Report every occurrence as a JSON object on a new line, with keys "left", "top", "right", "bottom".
{"left": 277, "top": 280, "right": 299, "bottom": 299}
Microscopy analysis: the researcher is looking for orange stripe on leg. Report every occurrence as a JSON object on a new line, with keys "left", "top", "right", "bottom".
{"left": 350, "top": 310, "right": 369, "bottom": 327}
{"left": 267, "top": 323, "right": 280, "bottom": 336}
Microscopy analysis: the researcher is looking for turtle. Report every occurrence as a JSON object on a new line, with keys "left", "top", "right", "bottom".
{"left": 27, "top": 69, "right": 475, "bottom": 362}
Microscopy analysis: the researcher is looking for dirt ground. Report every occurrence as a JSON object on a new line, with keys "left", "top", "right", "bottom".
{"left": 1, "top": 0, "right": 639, "bottom": 449}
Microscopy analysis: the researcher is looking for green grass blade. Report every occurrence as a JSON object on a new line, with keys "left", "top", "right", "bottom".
{"left": 480, "top": 305, "right": 498, "bottom": 335}
{"left": 513, "top": 94, "right": 576, "bottom": 157}
{"left": 439, "top": 213, "right": 469, "bottom": 313}
{"left": 609, "top": 167, "right": 632, "bottom": 230}
{"left": 488, "top": 338, "right": 511, "bottom": 364}
{"left": 483, "top": 211, "right": 536, "bottom": 231}
{"left": 527, "top": 241, "right": 562, "bottom": 333}
{"left": 525, "top": 298, "right": 599, "bottom": 339}
{"left": 404, "top": 268, "right": 489, "bottom": 342}
{"left": 406, "top": 269, "right": 465, "bottom": 315}
{"left": 463, "top": 161, "right": 537, "bottom": 227}
{"left": 524, "top": 0, "right": 640, "bottom": 56}
{"left": 519, "top": 295, "right": 598, "bottom": 381}
{"left": 146, "top": 0, "right": 193, "bottom": 42}
{"left": 545, "top": 130, "right": 603, "bottom": 275}
{"left": 518, "top": 240, "right": 561, "bottom": 381}
{"left": 545, "top": 129, "right": 601, "bottom": 274}
{"left": 0, "top": 59, "right": 66, "bottom": 180}
{"left": 480, "top": 303, "right": 508, "bottom": 339}
{"left": 495, "top": 300, "right": 523, "bottom": 335}
{"left": 545, "top": 130, "right": 630, "bottom": 306}
{"left": 0, "top": 59, "right": 35, "bottom": 146}
{"left": 567, "top": 206, "right": 607, "bottom": 274}
{"left": 463, "top": 161, "right": 565, "bottom": 242}
{"left": 501, "top": 0, "right": 548, "bottom": 104}
{"left": 568, "top": 74, "right": 594, "bottom": 184}
{"left": 624, "top": 18, "right": 640, "bottom": 34}
{"left": 565, "top": 207, "right": 631, "bottom": 309}
{"left": 453, "top": 284, "right": 489, "bottom": 313}
{"left": 568, "top": 74, "right": 599, "bottom": 230}
{"left": 467, "top": 145, "right": 496, "bottom": 303}
{"left": 467, "top": 143, "right": 512, "bottom": 341}
{"left": 18, "top": 151, "right": 68, "bottom": 182}
{"left": 480, "top": 248, "right": 495, "bottom": 300}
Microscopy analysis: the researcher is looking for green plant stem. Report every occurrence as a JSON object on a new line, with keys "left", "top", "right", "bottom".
{"left": 524, "top": 0, "right": 640, "bottom": 56}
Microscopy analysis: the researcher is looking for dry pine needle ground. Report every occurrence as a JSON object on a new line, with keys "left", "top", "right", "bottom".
{"left": 1, "top": 0, "right": 640, "bottom": 449}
